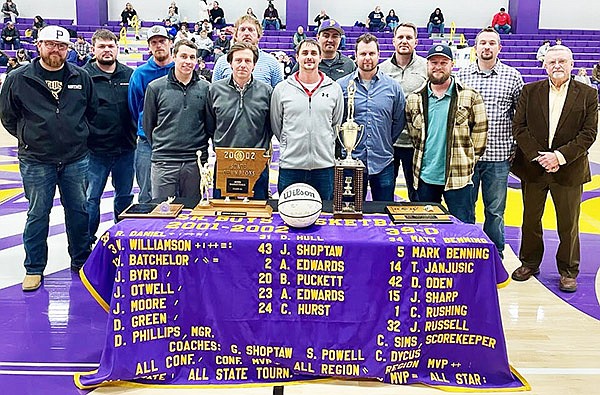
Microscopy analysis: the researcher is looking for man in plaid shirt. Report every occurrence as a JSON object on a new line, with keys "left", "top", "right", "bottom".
{"left": 405, "top": 44, "right": 487, "bottom": 224}
{"left": 457, "top": 28, "right": 523, "bottom": 258}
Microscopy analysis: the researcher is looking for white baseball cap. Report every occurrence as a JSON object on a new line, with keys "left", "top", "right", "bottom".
{"left": 37, "top": 26, "right": 72, "bottom": 44}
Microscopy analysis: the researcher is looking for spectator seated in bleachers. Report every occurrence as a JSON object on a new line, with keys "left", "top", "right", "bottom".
{"left": 15, "top": 47, "right": 29, "bottom": 64}
{"left": 274, "top": 51, "right": 295, "bottom": 78}
{"left": 314, "top": 9, "right": 329, "bottom": 32}
{"left": 491, "top": 7, "right": 511, "bottom": 34}
{"left": 1, "top": 21, "right": 20, "bottom": 49}
{"left": 196, "top": 29, "right": 213, "bottom": 61}
{"left": 175, "top": 22, "right": 191, "bottom": 42}
{"left": 199, "top": 0, "right": 210, "bottom": 22}
{"left": 0, "top": 48, "right": 7, "bottom": 65}
{"left": 169, "top": 1, "right": 179, "bottom": 14}
{"left": 1, "top": 0, "right": 18, "bottom": 24}
{"left": 66, "top": 44, "right": 77, "bottom": 64}
{"left": 427, "top": 7, "right": 444, "bottom": 35}
{"left": 5, "top": 55, "right": 18, "bottom": 72}
{"left": 293, "top": 25, "right": 306, "bottom": 49}
{"left": 120, "top": 2, "right": 137, "bottom": 27}
{"left": 164, "top": 19, "right": 177, "bottom": 40}
{"left": 31, "top": 15, "right": 46, "bottom": 41}
{"left": 165, "top": 6, "right": 180, "bottom": 30}
{"left": 386, "top": 9, "right": 399, "bottom": 32}
{"left": 574, "top": 67, "right": 592, "bottom": 86}
{"left": 592, "top": 60, "right": 600, "bottom": 84}
{"left": 197, "top": 57, "right": 212, "bottom": 81}
{"left": 73, "top": 34, "right": 92, "bottom": 66}
{"left": 367, "top": 6, "right": 385, "bottom": 32}
{"left": 536, "top": 40, "right": 550, "bottom": 65}
{"left": 246, "top": 7, "right": 256, "bottom": 19}
{"left": 212, "top": 30, "right": 230, "bottom": 60}
{"left": 262, "top": 2, "right": 281, "bottom": 30}
{"left": 209, "top": 1, "right": 226, "bottom": 30}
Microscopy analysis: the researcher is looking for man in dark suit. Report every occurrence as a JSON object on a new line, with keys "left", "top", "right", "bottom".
{"left": 511, "top": 45, "right": 598, "bottom": 293}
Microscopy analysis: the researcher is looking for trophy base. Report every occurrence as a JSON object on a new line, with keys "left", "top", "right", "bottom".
{"left": 333, "top": 160, "right": 365, "bottom": 220}
{"left": 333, "top": 211, "right": 363, "bottom": 219}
{"left": 191, "top": 199, "right": 273, "bottom": 218}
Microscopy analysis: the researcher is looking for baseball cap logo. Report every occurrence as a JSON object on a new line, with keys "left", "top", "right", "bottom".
{"left": 329, "top": 19, "right": 336, "bottom": 25}
{"left": 435, "top": 45, "right": 443, "bottom": 51}
{"left": 151, "top": 26, "right": 161, "bottom": 33}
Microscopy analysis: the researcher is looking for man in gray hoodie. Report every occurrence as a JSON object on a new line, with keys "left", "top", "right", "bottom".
{"left": 142, "top": 39, "right": 210, "bottom": 201}
{"left": 270, "top": 39, "right": 344, "bottom": 200}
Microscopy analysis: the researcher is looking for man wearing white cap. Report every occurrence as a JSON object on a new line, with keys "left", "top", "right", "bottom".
{"left": 128, "top": 25, "right": 174, "bottom": 203}
{"left": 0, "top": 25, "right": 98, "bottom": 291}
{"left": 405, "top": 44, "right": 487, "bottom": 224}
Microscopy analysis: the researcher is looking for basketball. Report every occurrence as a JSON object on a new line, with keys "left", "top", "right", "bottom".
{"left": 278, "top": 183, "right": 322, "bottom": 228}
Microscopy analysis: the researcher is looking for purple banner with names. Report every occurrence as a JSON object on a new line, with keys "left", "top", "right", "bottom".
{"left": 76, "top": 213, "right": 528, "bottom": 391}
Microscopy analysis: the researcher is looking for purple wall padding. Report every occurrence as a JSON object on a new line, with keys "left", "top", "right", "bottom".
{"left": 76, "top": 0, "right": 108, "bottom": 26}
{"left": 286, "top": 0, "right": 308, "bottom": 31}
{"left": 509, "top": 0, "right": 541, "bottom": 34}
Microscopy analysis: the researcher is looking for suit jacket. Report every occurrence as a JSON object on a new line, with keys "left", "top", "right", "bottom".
{"left": 512, "top": 78, "right": 597, "bottom": 186}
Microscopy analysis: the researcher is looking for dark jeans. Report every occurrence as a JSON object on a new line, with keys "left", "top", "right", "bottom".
{"left": 86, "top": 151, "right": 135, "bottom": 244}
{"left": 134, "top": 137, "right": 152, "bottom": 203}
{"left": 363, "top": 162, "right": 395, "bottom": 201}
{"left": 278, "top": 167, "right": 334, "bottom": 200}
{"left": 19, "top": 156, "right": 91, "bottom": 274}
{"left": 2, "top": 37, "right": 20, "bottom": 49}
{"left": 416, "top": 179, "right": 474, "bottom": 224}
{"left": 393, "top": 146, "right": 417, "bottom": 201}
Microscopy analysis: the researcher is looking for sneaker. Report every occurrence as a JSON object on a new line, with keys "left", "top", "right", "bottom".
{"left": 22, "top": 274, "right": 42, "bottom": 292}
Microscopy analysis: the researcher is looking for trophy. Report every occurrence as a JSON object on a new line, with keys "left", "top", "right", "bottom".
{"left": 192, "top": 148, "right": 273, "bottom": 218}
{"left": 334, "top": 80, "right": 365, "bottom": 219}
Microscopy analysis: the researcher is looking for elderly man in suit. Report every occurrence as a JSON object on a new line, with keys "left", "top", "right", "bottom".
{"left": 511, "top": 45, "right": 598, "bottom": 293}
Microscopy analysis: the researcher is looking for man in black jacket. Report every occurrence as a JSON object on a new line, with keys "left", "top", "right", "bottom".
{"left": 83, "top": 29, "right": 135, "bottom": 246}
{"left": 0, "top": 25, "right": 98, "bottom": 292}
{"left": 1, "top": 21, "right": 20, "bottom": 49}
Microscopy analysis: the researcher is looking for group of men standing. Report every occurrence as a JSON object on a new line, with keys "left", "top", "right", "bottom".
{"left": 0, "top": 17, "right": 596, "bottom": 295}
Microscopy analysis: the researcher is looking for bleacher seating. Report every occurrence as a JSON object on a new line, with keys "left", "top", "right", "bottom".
{"left": 1, "top": 18, "right": 599, "bottom": 89}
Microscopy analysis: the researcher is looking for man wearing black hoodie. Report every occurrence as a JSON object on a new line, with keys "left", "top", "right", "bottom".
{"left": 84, "top": 29, "right": 136, "bottom": 245}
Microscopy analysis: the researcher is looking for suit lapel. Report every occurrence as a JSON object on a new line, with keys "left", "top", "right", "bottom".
{"left": 536, "top": 80, "right": 550, "bottom": 131}
{"left": 556, "top": 79, "right": 580, "bottom": 134}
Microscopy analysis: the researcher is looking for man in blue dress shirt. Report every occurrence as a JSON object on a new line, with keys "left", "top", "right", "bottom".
{"left": 337, "top": 33, "right": 406, "bottom": 201}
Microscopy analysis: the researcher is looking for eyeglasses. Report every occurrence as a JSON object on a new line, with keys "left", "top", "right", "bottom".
{"left": 42, "top": 41, "right": 69, "bottom": 51}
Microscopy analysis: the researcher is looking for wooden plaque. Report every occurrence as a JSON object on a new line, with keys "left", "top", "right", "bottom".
{"left": 386, "top": 203, "right": 452, "bottom": 224}
{"left": 214, "top": 147, "right": 270, "bottom": 198}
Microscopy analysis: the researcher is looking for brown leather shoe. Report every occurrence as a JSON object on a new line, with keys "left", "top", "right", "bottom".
{"left": 559, "top": 276, "right": 577, "bottom": 292}
{"left": 511, "top": 266, "right": 540, "bottom": 282}
{"left": 22, "top": 274, "right": 42, "bottom": 292}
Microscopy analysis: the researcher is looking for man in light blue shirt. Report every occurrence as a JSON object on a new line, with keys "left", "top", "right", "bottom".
{"left": 212, "top": 14, "right": 283, "bottom": 87}
{"left": 337, "top": 33, "right": 405, "bottom": 201}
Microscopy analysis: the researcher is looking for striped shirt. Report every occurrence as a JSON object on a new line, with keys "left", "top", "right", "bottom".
{"left": 212, "top": 49, "right": 283, "bottom": 88}
{"left": 456, "top": 60, "right": 523, "bottom": 161}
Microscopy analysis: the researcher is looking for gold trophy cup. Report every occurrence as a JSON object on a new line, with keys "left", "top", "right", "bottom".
{"left": 334, "top": 80, "right": 365, "bottom": 218}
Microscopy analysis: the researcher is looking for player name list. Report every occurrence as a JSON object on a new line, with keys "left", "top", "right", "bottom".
{"left": 95, "top": 215, "right": 504, "bottom": 387}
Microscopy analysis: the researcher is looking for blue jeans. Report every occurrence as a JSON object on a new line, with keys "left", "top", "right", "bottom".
{"left": 2, "top": 37, "right": 20, "bottom": 49}
{"left": 262, "top": 19, "right": 280, "bottom": 30}
{"left": 416, "top": 179, "right": 474, "bottom": 224}
{"left": 472, "top": 160, "right": 510, "bottom": 257}
{"left": 86, "top": 151, "right": 135, "bottom": 243}
{"left": 364, "top": 162, "right": 395, "bottom": 202}
{"left": 135, "top": 137, "right": 152, "bottom": 203}
{"left": 278, "top": 168, "right": 334, "bottom": 200}
{"left": 393, "top": 146, "right": 417, "bottom": 201}
{"left": 427, "top": 22, "right": 444, "bottom": 34}
{"left": 19, "top": 156, "right": 91, "bottom": 274}
{"left": 214, "top": 165, "right": 270, "bottom": 200}
{"left": 494, "top": 24, "right": 511, "bottom": 34}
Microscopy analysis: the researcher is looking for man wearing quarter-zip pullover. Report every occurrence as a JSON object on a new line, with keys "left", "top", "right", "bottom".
{"left": 270, "top": 39, "right": 344, "bottom": 200}
{"left": 143, "top": 39, "right": 210, "bottom": 202}
{"left": 0, "top": 25, "right": 98, "bottom": 292}
{"left": 206, "top": 42, "right": 273, "bottom": 200}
